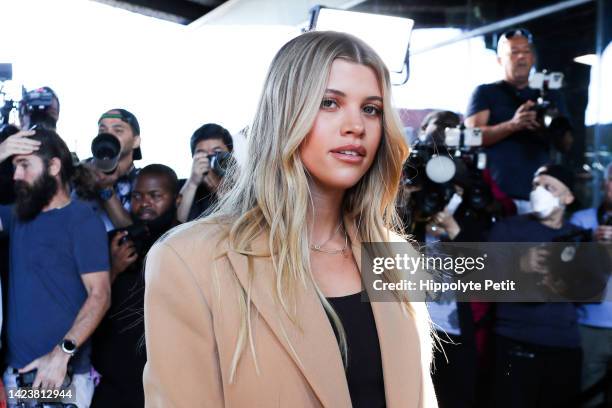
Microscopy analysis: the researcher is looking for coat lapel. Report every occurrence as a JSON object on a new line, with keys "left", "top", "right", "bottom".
{"left": 226, "top": 240, "right": 352, "bottom": 408}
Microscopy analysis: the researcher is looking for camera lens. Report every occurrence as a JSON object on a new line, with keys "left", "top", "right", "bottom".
{"left": 209, "top": 151, "right": 232, "bottom": 178}
{"left": 91, "top": 133, "right": 121, "bottom": 174}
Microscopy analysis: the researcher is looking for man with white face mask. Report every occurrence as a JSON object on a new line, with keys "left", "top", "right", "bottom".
{"left": 529, "top": 165, "right": 575, "bottom": 224}
{"left": 488, "top": 164, "right": 583, "bottom": 408}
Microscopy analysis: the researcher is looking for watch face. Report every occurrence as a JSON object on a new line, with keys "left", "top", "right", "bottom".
{"left": 63, "top": 339, "right": 77, "bottom": 352}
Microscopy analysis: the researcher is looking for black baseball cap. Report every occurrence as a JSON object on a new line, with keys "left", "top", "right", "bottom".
{"left": 535, "top": 164, "right": 575, "bottom": 193}
{"left": 98, "top": 108, "right": 142, "bottom": 160}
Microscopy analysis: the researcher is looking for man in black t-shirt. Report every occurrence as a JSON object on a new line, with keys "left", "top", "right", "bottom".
{"left": 465, "top": 29, "right": 568, "bottom": 211}
{"left": 91, "top": 164, "right": 180, "bottom": 408}
{"left": 176, "top": 123, "right": 234, "bottom": 222}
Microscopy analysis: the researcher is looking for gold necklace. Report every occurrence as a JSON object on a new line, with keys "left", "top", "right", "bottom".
{"left": 309, "top": 224, "right": 349, "bottom": 255}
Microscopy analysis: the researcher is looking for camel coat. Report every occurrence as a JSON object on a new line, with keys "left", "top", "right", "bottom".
{"left": 143, "top": 218, "right": 437, "bottom": 407}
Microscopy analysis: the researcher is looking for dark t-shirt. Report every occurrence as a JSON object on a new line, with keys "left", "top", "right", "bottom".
{"left": 178, "top": 179, "right": 218, "bottom": 221}
{"left": 488, "top": 214, "right": 580, "bottom": 348}
{"left": 91, "top": 227, "right": 167, "bottom": 407}
{"left": 91, "top": 262, "right": 146, "bottom": 407}
{"left": 0, "top": 201, "right": 109, "bottom": 373}
{"left": 466, "top": 81, "right": 568, "bottom": 200}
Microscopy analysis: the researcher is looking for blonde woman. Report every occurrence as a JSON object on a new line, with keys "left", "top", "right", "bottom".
{"left": 144, "top": 31, "right": 437, "bottom": 407}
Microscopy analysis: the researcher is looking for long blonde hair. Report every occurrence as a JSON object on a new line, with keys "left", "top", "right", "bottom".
{"left": 204, "top": 31, "right": 431, "bottom": 382}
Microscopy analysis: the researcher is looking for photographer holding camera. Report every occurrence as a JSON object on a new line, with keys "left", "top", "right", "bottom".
{"left": 90, "top": 109, "right": 142, "bottom": 230}
{"left": 400, "top": 110, "right": 513, "bottom": 242}
{"left": 465, "top": 29, "right": 569, "bottom": 214}
{"left": 487, "top": 164, "right": 584, "bottom": 407}
{"left": 18, "top": 87, "right": 61, "bottom": 132}
{"left": 176, "top": 123, "right": 233, "bottom": 222}
{"left": 91, "top": 164, "right": 180, "bottom": 408}
{"left": 0, "top": 129, "right": 110, "bottom": 408}
{"left": 1, "top": 87, "right": 60, "bottom": 201}
{"left": 404, "top": 110, "right": 503, "bottom": 408}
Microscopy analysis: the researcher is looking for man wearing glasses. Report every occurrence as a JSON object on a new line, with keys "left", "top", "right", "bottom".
{"left": 465, "top": 29, "right": 569, "bottom": 214}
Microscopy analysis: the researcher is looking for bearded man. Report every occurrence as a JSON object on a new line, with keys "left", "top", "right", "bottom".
{"left": 0, "top": 129, "right": 110, "bottom": 408}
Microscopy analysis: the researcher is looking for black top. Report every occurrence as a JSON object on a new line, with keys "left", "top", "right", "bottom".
{"left": 177, "top": 179, "right": 218, "bottom": 221}
{"left": 327, "top": 292, "right": 386, "bottom": 408}
{"left": 91, "top": 228, "right": 166, "bottom": 407}
{"left": 91, "top": 256, "right": 147, "bottom": 407}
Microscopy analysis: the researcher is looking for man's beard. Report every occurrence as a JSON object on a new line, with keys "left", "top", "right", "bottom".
{"left": 14, "top": 171, "right": 58, "bottom": 221}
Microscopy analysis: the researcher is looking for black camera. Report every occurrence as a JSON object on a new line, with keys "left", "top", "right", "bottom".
{"left": 529, "top": 71, "right": 564, "bottom": 129}
{"left": 13, "top": 369, "right": 77, "bottom": 408}
{"left": 531, "top": 98, "right": 559, "bottom": 129}
{"left": 206, "top": 151, "right": 232, "bottom": 178}
{"left": 19, "top": 87, "right": 58, "bottom": 130}
{"left": 402, "top": 126, "right": 491, "bottom": 220}
{"left": 110, "top": 223, "right": 150, "bottom": 257}
{"left": 91, "top": 133, "right": 121, "bottom": 174}
{"left": 16, "top": 368, "right": 73, "bottom": 389}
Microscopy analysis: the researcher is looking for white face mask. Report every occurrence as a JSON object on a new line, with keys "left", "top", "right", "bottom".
{"left": 530, "top": 186, "right": 560, "bottom": 218}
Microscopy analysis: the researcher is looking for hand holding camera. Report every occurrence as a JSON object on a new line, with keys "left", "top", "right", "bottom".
{"left": 110, "top": 231, "right": 138, "bottom": 279}
{"left": 18, "top": 347, "right": 72, "bottom": 391}
{"left": 510, "top": 100, "right": 540, "bottom": 132}
{"left": 187, "top": 151, "right": 209, "bottom": 188}
{"left": 87, "top": 132, "right": 123, "bottom": 189}
{"left": 188, "top": 151, "right": 231, "bottom": 192}
{"left": 431, "top": 208, "right": 461, "bottom": 240}
{"left": 519, "top": 245, "right": 550, "bottom": 275}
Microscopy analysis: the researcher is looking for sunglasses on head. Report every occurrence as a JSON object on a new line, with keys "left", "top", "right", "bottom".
{"left": 501, "top": 28, "right": 533, "bottom": 42}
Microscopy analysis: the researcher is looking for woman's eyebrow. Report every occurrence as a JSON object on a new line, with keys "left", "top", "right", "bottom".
{"left": 325, "top": 88, "right": 383, "bottom": 102}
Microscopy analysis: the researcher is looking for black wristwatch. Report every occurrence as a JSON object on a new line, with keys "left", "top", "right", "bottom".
{"left": 98, "top": 187, "right": 114, "bottom": 201}
{"left": 60, "top": 339, "right": 78, "bottom": 356}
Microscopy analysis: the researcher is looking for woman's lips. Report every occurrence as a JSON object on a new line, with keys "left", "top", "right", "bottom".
{"left": 330, "top": 151, "right": 365, "bottom": 163}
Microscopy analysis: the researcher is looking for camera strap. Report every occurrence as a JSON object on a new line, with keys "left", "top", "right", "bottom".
{"left": 495, "top": 80, "right": 536, "bottom": 108}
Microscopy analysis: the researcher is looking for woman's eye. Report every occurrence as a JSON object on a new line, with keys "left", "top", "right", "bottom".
{"left": 321, "top": 98, "right": 337, "bottom": 109}
{"left": 363, "top": 105, "right": 382, "bottom": 116}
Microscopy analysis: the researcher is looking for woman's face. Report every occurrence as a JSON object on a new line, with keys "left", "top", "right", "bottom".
{"left": 300, "top": 59, "right": 383, "bottom": 193}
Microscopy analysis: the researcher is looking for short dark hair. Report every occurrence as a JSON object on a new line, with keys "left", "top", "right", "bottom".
{"left": 136, "top": 164, "right": 179, "bottom": 196}
{"left": 190, "top": 123, "right": 233, "bottom": 155}
{"left": 420, "top": 110, "right": 461, "bottom": 131}
{"left": 29, "top": 129, "right": 74, "bottom": 184}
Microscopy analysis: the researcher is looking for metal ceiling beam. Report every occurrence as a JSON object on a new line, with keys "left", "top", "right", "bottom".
{"left": 92, "top": 0, "right": 214, "bottom": 24}
{"left": 189, "top": 0, "right": 366, "bottom": 27}
{"left": 410, "top": 0, "right": 595, "bottom": 55}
